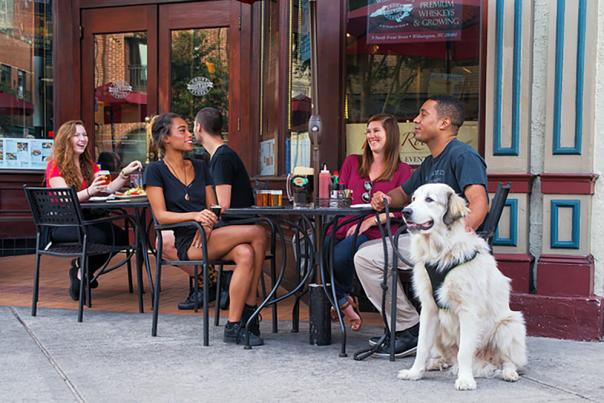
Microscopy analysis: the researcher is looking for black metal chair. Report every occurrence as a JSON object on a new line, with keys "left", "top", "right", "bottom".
{"left": 477, "top": 182, "right": 512, "bottom": 248}
{"left": 24, "top": 186, "right": 137, "bottom": 322}
{"left": 151, "top": 219, "right": 236, "bottom": 346}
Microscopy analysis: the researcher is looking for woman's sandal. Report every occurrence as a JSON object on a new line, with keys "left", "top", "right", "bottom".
{"left": 330, "top": 296, "right": 363, "bottom": 331}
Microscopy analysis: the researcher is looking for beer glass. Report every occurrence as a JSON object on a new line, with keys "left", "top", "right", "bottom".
{"left": 286, "top": 166, "right": 314, "bottom": 208}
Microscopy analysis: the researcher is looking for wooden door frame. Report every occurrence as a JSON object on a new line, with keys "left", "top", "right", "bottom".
{"left": 157, "top": 1, "right": 247, "bottom": 165}
{"left": 80, "top": 5, "right": 159, "bottom": 161}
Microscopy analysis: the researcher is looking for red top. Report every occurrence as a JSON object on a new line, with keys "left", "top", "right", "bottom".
{"left": 336, "top": 154, "right": 412, "bottom": 240}
{"left": 45, "top": 159, "right": 99, "bottom": 189}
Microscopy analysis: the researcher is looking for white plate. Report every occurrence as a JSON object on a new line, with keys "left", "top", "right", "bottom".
{"left": 89, "top": 195, "right": 115, "bottom": 202}
{"left": 350, "top": 203, "right": 372, "bottom": 208}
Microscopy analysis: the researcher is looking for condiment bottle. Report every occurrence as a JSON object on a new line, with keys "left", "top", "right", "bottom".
{"left": 319, "top": 163, "right": 331, "bottom": 199}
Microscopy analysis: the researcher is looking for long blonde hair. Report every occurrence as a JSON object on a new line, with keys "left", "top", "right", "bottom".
{"left": 358, "top": 114, "right": 401, "bottom": 181}
{"left": 50, "top": 120, "right": 94, "bottom": 191}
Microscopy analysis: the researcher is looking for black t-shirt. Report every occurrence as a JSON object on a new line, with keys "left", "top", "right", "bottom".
{"left": 402, "top": 138, "right": 488, "bottom": 197}
{"left": 144, "top": 158, "right": 214, "bottom": 246}
{"left": 210, "top": 145, "right": 254, "bottom": 208}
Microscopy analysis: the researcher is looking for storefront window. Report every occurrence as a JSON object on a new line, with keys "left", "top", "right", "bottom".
{"left": 93, "top": 32, "right": 148, "bottom": 167}
{"left": 258, "top": 0, "right": 280, "bottom": 176}
{"left": 346, "top": 0, "right": 482, "bottom": 164}
{"left": 0, "top": 0, "right": 53, "bottom": 170}
{"left": 288, "top": 0, "right": 311, "bottom": 174}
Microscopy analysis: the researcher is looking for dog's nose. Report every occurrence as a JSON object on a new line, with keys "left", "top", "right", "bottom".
{"left": 402, "top": 208, "right": 412, "bottom": 220}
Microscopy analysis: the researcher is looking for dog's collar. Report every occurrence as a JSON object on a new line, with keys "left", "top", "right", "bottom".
{"left": 425, "top": 250, "right": 479, "bottom": 310}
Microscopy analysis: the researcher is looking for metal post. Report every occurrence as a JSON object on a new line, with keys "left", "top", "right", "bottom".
{"left": 308, "top": 0, "right": 321, "bottom": 198}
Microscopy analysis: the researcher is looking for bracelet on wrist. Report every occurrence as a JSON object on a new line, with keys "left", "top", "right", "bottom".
{"left": 86, "top": 188, "right": 90, "bottom": 197}
{"left": 120, "top": 170, "right": 130, "bottom": 179}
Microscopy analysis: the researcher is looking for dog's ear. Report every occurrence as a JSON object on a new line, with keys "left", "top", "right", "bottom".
{"left": 443, "top": 190, "right": 469, "bottom": 226}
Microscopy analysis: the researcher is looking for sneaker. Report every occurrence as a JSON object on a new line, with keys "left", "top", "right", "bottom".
{"left": 241, "top": 304, "right": 261, "bottom": 337}
{"left": 223, "top": 321, "right": 264, "bottom": 346}
{"left": 368, "top": 334, "right": 387, "bottom": 347}
{"left": 177, "top": 286, "right": 217, "bottom": 310}
{"left": 373, "top": 328, "right": 418, "bottom": 358}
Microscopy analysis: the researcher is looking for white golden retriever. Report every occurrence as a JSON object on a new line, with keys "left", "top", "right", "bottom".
{"left": 396, "top": 183, "right": 527, "bottom": 390}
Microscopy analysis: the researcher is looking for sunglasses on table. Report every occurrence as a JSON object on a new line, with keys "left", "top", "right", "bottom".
{"left": 362, "top": 180, "right": 372, "bottom": 203}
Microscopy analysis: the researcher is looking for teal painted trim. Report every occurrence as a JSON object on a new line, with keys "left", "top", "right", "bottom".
{"left": 509, "top": 0, "right": 522, "bottom": 156}
{"left": 550, "top": 200, "right": 581, "bottom": 249}
{"left": 553, "top": 0, "right": 585, "bottom": 155}
{"left": 572, "top": 0, "right": 586, "bottom": 154}
{"left": 493, "top": 199, "right": 518, "bottom": 247}
{"left": 493, "top": 0, "right": 506, "bottom": 155}
{"left": 552, "top": 0, "right": 565, "bottom": 154}
{"left": 493, "top": 0, "right": 521, "bottom": 156}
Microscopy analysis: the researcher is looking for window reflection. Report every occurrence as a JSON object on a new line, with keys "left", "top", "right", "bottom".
{"left": 170, "top": 28, "right": 229, "bottom": 160}
{"left": 0, "top": 0, "right": 53, "bottom": 170}
{"left": 93, "top": 32, "right": 148, "bottom": 167}
{"left": 346, "top": 0, "right": 481, "bottom": 164}
{"left": 288, "top": 0, "right": 312, "bottom": 174}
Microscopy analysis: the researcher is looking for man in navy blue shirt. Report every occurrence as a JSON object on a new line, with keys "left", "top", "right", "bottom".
{"left": 354, "top": 95, "right": 489, "bottom": 357}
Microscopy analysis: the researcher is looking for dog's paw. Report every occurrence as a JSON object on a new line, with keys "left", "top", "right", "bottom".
{"left": 426, "top": 358, "right": 450, "bottom": 371}
{"left": 455, "top": 376, "right": 477, "bottom": 391}
{"left": 501, "top": 368, "right": 520, "bottom": 382}
{"left": 397, "top": 368, "right": 423, "bottom": 381}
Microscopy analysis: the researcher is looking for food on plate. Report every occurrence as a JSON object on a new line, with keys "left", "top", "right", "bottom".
{"left": 32, "top": 149, "right": 42, "bottom": 156}
{"left": 115, "top": 187, "right": 146, "bottom": 197}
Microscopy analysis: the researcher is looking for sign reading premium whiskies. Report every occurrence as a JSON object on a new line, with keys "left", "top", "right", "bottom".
{"left": 367, "top": 0, "right": 464, "bottom": 44}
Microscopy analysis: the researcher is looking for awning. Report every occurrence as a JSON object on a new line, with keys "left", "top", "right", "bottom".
{"left": 0, "top": 92, "right": 34, "bottom": 115}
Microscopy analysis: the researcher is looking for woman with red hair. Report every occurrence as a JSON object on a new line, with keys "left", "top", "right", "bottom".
{"left": 45, "top": 120, "right": 142, "bottom": 300}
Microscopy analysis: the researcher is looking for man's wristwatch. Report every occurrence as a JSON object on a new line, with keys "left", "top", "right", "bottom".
{"left": 119, "top": 170, "right": 129, "bottom": 180}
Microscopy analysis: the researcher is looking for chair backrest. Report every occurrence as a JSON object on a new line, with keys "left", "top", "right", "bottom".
{"left": 23, "top": 186, "right": 84, "bottom": 228}
{"left": 477, "top": 182, "right": 511, "bottom": 246}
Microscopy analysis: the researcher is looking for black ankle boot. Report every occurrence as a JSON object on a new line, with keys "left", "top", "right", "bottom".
{"left": 178, "top": 275, "right": 217, "bottom": 310}
{"left": 223, "top": 321, "right": 264, "bottom": 346}
{"left": 240, "top": 304, "right": 261, "bottom": 337}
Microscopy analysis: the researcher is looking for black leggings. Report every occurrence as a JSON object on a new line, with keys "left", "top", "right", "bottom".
{"left": 51, "top": 222, "right": 129, "bottom": 274}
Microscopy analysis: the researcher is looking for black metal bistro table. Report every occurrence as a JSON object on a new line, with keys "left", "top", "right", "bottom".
{"left": 81, "top": 197, "right": 153, "bottom": 312}
{"left": 224, "top": 204, "right": 382, "bottom": 356}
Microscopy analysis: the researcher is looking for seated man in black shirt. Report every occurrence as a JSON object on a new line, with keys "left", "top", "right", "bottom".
{"left": 194, "top": 107, "right": 256, "bottom": 308}
{"left": 194, "top": 107, "right": 255, "bottom": 210}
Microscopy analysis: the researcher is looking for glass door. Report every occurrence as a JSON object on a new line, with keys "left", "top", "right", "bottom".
{"left": 159, "top": 2, "right": 239, "bottom": 160}
{"left": 81, "top": 2, "right": 242, "bottom": 167}
{"left": 81, "top": 5, "right": 158, "bottom": 167}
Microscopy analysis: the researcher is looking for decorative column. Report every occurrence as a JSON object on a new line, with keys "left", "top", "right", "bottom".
{"left": 485, "top": 0, "right": 535, "bottom": 294}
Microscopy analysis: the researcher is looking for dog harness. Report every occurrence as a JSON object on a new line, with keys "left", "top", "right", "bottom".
{"left": 425, "top": 250, "right": 479, "bottom": 310}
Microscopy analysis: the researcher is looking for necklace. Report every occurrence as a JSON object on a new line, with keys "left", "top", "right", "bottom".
{"left": 163, "top": 158, "right": 191, "bottom": 201}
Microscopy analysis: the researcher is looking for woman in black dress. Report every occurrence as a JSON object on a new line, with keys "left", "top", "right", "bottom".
{"left": 145, "top": 113, "right": 267, "bottom": 346}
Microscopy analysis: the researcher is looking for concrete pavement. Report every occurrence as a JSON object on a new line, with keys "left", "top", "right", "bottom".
{"left": 0, "top": 305, "right": 602, "bottom": 402}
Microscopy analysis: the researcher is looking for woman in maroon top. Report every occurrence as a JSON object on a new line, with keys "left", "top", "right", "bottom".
{"left": 330, "top": 114, "right": 412, "bottom": 331}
